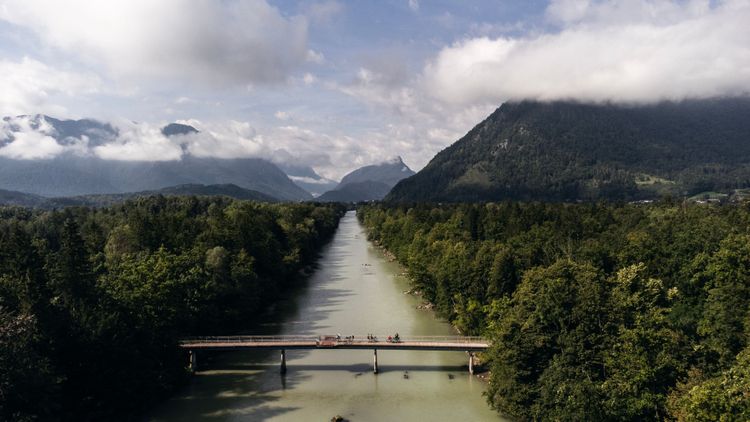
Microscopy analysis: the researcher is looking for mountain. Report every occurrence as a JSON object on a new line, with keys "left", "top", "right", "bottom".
{"left": 0, "top": 184, "right": 276, "bottom": 208}
{"left": 0, "top": 116, "right": 312, "bottom": 201}
{"left": 161, "top": 122, "right": 198, "bottom": 136}
{"left": 317, "top": 157, "right": 415, "bottom": 202}
{"left": 339, "top": 156, "right": 415, "bottom": 187}
{"left": 0, "top": 189, "right": 47, "bottom": 207}
{"left": 316, "top": 181, "right": 392, "bottom": 202}
{"left": 387, "top": 98, "right": 750, "bottom": 202}
{"left": 277, "top": 162, "right": 338, "bottom": 197}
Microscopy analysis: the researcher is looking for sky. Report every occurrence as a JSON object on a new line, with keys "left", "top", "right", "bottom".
{"left": 1, "top": 0, "right": 749, "bottom": 180}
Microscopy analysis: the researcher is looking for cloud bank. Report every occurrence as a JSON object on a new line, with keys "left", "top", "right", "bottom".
{"left": 0, "top": 57, "right": 101, "bottom": 116}
{"left": 0, "top": 0, "right": 309, "bottom": 87}
{"left": 422, "top": 0, "right": 750, "bottom": 104}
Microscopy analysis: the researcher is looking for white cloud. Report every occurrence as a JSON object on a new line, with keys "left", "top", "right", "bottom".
{"left": 177, "top": 119, "right": 266, "bottom": 159}
{"left": 0, "top": 116, "right": 65, "bottom": 159}
{"left": 423, "top": 0, "right": 750, "bottom": 104}
{"left": 274, "top": 111, "right": 292, "bottom": 121}
{"left": 0, "top": 0, "right": 309, "bottom": 87}
{"left": 0, "top": 57, "right": 100, "bottom": 116}
{"left": 408, "top": 0, "right": 420, "bottom": 12}
{"left": 303, "top": 73, "right": 318, "bottom": 85}
{"left": 303, "top": 0, "right": 344, "bottom": 24}
{"left": 306, "top": 49, "right": 326, "bottom": 64}
{"left": 93, "top": 121, "right": 182, "bottom": 161}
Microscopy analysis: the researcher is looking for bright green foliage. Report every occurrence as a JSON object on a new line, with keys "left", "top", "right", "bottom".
{"left": 0, "top": 197, "right": 345, "bottom": 421}
{"left": 697, "top": 235, "right": 750, "bottom": 368}
{"left": 669, "top": 348, "right": 750, "bottom": 421}
{"left": 359, "top": 202, "right": 750, "bottom": 421}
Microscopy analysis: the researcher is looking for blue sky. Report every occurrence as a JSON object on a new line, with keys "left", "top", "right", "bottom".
{"left": 1, "top": 0, "right": 748, "bottom": 179}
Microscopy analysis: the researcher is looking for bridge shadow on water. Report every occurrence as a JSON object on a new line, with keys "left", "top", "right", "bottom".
{"left": 206, "top": 362, "right": 468, "bottom": 374}
{"left": 155, "top": 367, "right": 308, "bottom": 421}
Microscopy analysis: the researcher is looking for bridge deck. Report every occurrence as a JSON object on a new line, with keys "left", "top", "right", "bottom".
{"left": 180, "top": 335, "right": 489, "bottom": 352}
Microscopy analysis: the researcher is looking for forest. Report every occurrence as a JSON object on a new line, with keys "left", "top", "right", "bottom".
{"left": 358, "top": 201, "right": 750, "bottom": 421}
{"left": 0, "top": 196, "right": 345, "bottom": 421}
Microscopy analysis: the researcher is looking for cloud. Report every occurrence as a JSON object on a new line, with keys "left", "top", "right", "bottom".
{"left": 303, "top": 0, "right": 344, "bottom": 24}
{"left": 0, "top": 0, "right": 310, "bottom": 87}
{"left": 0, "top": 57, "right": 101, "bottom": 116}
{"left": 408, "top": 0, "right": 420, "bottom": 12}
{"left": 302, "top": 73, "right": 318, "bottom": 85}
{"left": 422, "top": 0, "right": 750, "bottom": 104}
{"left": 0, "top": 116, "right": 65, "bottom": 159}
{"left": 274, "top": 111, "right": 292, "bottom": 121}
{"left": 178, "top": 120, "right": 266, "bottom": 159}
{"left": 92, "top": 121, "right": 183, "bottom": 161}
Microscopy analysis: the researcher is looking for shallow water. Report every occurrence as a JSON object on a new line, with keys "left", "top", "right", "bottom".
{"left": 150, "top": 211, "right": 504, "bottom": 421}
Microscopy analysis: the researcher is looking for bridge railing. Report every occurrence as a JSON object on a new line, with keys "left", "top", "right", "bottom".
{"left": 180, "top": 335, "right": 488, "bottom": 345}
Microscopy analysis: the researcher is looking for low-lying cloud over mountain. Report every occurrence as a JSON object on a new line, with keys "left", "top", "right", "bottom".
{"left": 422, "top": 0, "right": 750, "bottom": 105}
{"left": 0, "top": 115, "right": 313, "bottom": 200}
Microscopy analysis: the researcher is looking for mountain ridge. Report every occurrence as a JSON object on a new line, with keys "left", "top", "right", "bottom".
{"left": 318, "top": 156, "right": 415, "bottom": 202}
{"left": 0, "top": 183, "right": 276, "bottom": 209}
{"left": 387, "top": 97, "right": 750, "bottom": 202}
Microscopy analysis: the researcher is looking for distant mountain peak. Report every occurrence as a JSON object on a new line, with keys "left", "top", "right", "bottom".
{"left": 161, "top": 123, "right": 199, "bottom": 137}
{"left": 317, "top": 156, "right": 415, "bottom": 202}
{"left": 380, "top": 156, "right": 404, "bottom": 165}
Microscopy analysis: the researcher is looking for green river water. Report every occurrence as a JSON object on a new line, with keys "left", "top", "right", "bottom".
{"left": 151, "top": 211, "right": 504, "bottom": 421}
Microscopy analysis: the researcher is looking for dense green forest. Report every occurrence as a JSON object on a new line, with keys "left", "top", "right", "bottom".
{"left": 0, "top": 197, "right": 345, "bottom": 421}
{"left": 359, "top": 202, "right": 750, "bottom": 421}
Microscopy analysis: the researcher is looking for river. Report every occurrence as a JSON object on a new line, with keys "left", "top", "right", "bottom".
{"left": 151, "top": 211, "right": 503, "bottom": 421}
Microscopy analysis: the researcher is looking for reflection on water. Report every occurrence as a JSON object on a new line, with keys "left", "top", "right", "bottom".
{"left": 150, "top": 211, "right": 504, "bottom": 421}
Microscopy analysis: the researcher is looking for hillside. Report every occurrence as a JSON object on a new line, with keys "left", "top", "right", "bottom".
{"left": 318, "top": 157, "right": 415, "bottom": 202}
{"left": 0, "top": 189, "right": 47, "bottom": 207}
{"left": 0, "top": 184, "right": 277, "bottom": 208}
{"left": 316, "top": 180, "right": 392, "bottom": 202}
{"left": 387, "top": 98, "right": 750, "bottom": 202}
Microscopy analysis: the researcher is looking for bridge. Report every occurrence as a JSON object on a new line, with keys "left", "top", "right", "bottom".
{"left": 179, "top": 335, "right": 490, "bottom": 374}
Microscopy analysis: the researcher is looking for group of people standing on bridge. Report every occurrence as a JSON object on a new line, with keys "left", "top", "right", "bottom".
{"left": 335, "top": 334, "right": 355, "bottom": 343}
{"left": 366, "top": 333, "right": 400, "bottom": 342}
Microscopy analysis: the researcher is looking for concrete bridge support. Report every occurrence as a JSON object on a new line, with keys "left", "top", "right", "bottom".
{"left": 189, "top": 350, "right": 198, "bottom": 372}
{"left": 373, "top": 349, "right": 379, "bottom": 374}
{"left": 468, "top": 352, "right": 475, "bottom": 375}
{"left": 280, "top": 349, "right": 287, "bottom": 374}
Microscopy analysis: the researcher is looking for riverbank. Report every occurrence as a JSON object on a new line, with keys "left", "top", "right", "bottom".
{"left": 370, "top": 232, "right": 492, "bottom": 382}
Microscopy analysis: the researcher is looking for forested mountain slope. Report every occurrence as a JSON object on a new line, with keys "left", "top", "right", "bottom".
{"left": 387, "top": 98, "right": 750, "bottom": 202}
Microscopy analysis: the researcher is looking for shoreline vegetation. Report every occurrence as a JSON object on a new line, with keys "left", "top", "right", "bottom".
{"left": 0, "top": 197, "right": 346, "bottom": 421}
{"left": 358, "top": 201, "right": 750, "bottom": 421}
{"left": 370, "top": 235, "right": 490, "bottom": 376}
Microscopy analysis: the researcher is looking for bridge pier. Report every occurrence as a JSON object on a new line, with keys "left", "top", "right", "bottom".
{"left": 280, "top": 349, "right": 287, "bottom": 374}
{"left": 373, "top": 349, "right": 378, "bottom": 374}
{"left": 189, "top": 350, "right": 198, "bottom": 372}
{"left": 468, "top": 352, "right": 475, "bottom": 375}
